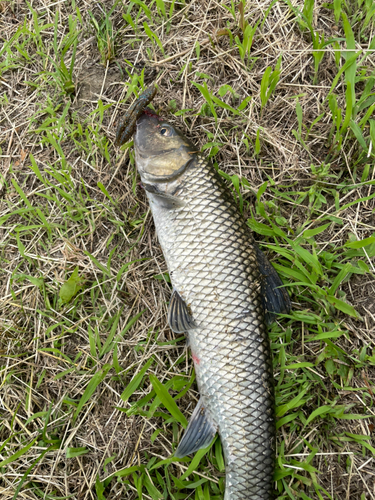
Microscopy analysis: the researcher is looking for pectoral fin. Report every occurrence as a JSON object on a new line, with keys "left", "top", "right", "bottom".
{"left": 143, "top": 183, "right": 185, "bottom": 209}
{"left": 174, "top": 399, "right": 217, "bottom": 458}
{"left": 255, "top": 244, "right": 291, "bottom": 324}
{"left": 168, "top": 290, "right": 197, "bottom": 333}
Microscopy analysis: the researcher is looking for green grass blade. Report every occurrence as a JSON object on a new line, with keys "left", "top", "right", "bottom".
{"left": 329, "top": 262, "right": 352, "bottom": 295}
{"left": 349, "top": 120, "right": 368, "bottom": 152}
{"left": 179, "top": 439, "right": 216, "bottom": 480}
{"left": 341, "top": 12, "right": 356, "bottom": 113}
{"left": 100, "top": 309, "right": 145, "bottom": 357}
{"left": 341, "top": 80, "right": 353, "bottom": 131}
{"left": 325, "top": 295, "right": 359, "bottom": 318}
{"left": 333, "top": 0, "right": 341, "bottom": 24}
{"left": 0, "top": 436, "right": 38, "bottom": 468}
{"left": 84, "top": 250, "right": 112, "bottom": 277}
{"left": 73, "top": 364, "right": 111, "bottom": 422}
{"left": 149, "top": 374, "right": 188, "bottom": 428}
{"left": 121, "top": 357, "right": 154, "bottom": 403}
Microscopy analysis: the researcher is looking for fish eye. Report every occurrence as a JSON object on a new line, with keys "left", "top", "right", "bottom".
{"left": 159, "top": 125, "right": 172, "bottom": 137}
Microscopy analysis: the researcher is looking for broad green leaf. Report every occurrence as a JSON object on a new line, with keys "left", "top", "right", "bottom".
{"left": 95, "top": 475, "right": 106, "bottom": 500}
{"left": 292, "top": 244, "right": 322, "bottom": 276}
{"left": 276, "top": 413, "right": 299, "bottom": 430}
{"left": 131, "top": 0, "right": 152, "bottom": 19}
{"left": 215, "top": 438, "right": 225, "bottom": 472}
{"left": 144, "top": 474, "right": 163, "bottom": 499}
{"left": 12, "top": 178, "right": 33, "bottom": 209}
{"left": 150, "top": 455, "right": 189, "bottom": 470}
{"left": 193, "top": 81, "right": 217, "bottom": 123}
{"left": 302, "top": 0, "right": 314, "bottom": 26}
{"left": 155, "top": 0, "right": 166, "bottom": 17}
{"left": 260, "top": 66, "right": 272, "bottom": 108}
{"left": 238, "top": 95, "right": 252, "bottom": 111}
{"left": 218, "top": 84, "right": 234, "bottom": 97}
{"left": 106, "top": 465, "right": 144, "bottom": 481}
{"left": 256, "top": 181, "right": 268, "bottom": 202}
{"left": 333, "top": 0, "right": 341, "bottom": 23}
{"left": 327, "top": 52, "right": 360, "bottom": 97}
{"left": 29, "top": 153, "right": 47, "bottom": 184}
{"left": 341, "top": 80, "right": 353, "bottom": 131}
{"left": 100, "top": 309, "right": 145, "bottom": 357}
{"left": 15, "top": 273, "right": 44, "bottom": 289}
{"left": 285, "top": 362, "right": 314, "bottom": 369}
{"left": 99, "top": 309, "right": 123, "bottom": 357}
{"left": 339, "top": 413, "right": 371, "bottom": 420}
{"left": 59, "top": 267, "right": 83, "bottom": 304}
{"left": 11, "top": 442, "right": 58, "bottom": 500}
{"left": 211, "top": 95, "right": 239, "bottom": 115}
{"left": 272, "top": 264, "right": 309, "bottom": 283}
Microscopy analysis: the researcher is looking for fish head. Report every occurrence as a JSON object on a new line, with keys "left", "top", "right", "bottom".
{"left": 134, "top": 110, "right": 198, "bottom": 183}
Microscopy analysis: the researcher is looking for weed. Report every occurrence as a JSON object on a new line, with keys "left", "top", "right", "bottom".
{"left": 89, "top": 6, "right": 118, "bottom": 65}
{"left": 260, "top": 55, "right": 282, "bottom": 110}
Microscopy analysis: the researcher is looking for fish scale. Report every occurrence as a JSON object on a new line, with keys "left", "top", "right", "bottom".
{"left": 146, "top": 154, "right": 275, "bottom": 499}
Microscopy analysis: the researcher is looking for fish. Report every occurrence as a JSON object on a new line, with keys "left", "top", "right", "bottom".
{"left": 133, "top": 110, "right": 291, "bottom": 499}
{"left": 115, "top": 85, "right": 157, "bottom": 146}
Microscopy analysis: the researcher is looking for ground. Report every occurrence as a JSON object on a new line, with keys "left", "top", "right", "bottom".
{"left": 0, "top": 0, "right": 375, "bottom": 499}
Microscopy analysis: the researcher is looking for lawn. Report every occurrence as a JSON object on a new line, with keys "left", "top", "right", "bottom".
{"left": 1, "top": 0, "right": 375, "bottom": 499}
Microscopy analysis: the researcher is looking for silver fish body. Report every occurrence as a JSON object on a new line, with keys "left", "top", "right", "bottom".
{"left": 134, "top": 113, "right": 288, "bottom": 499}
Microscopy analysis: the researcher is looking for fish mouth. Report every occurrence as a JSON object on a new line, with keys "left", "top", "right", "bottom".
{"left": 142, "top": 106, "right": 161, "bottom": 119}
{"left": 135, "top": 107, "right": 162, "bottom": 131}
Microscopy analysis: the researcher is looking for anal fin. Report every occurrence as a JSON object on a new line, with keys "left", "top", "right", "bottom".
{"left": 168, "top": 289, "right": 197, "bottom": 333}
{"left": 255, "top": 244, "right": 291, "bottom": 325}
{"left": 174, "top": 399, "right": 217, "bottom": 458}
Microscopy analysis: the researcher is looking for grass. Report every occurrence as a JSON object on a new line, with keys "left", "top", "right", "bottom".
{"left": 0, "top": 0, "right": 375, "bottom": 499}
